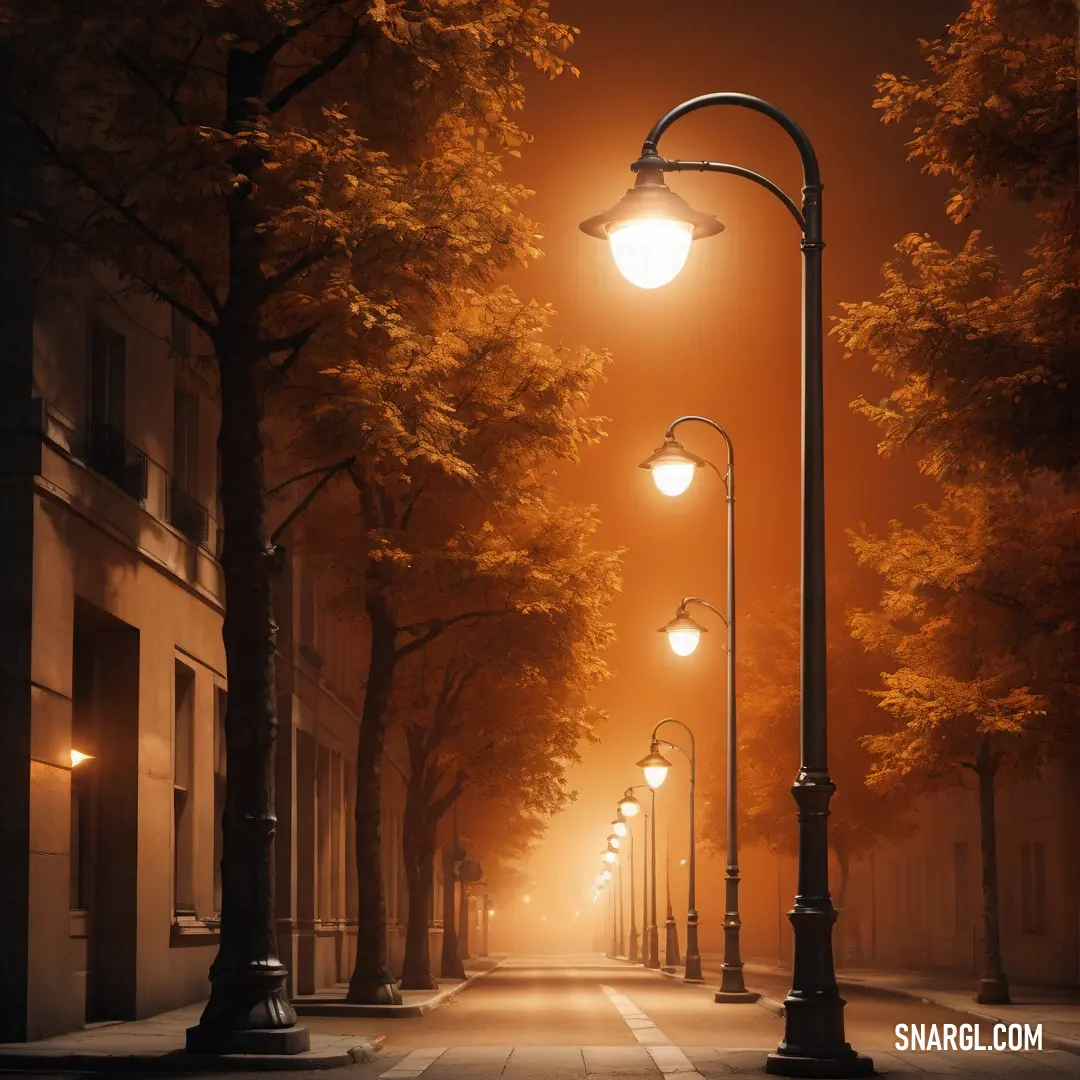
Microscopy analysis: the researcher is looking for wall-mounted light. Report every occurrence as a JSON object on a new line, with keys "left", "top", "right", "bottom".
{"left": 71, "top": 750, "right": 94, "bottom": 768}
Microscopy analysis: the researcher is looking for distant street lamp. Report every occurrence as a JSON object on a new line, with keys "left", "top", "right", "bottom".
{"left": 611, "top": 808, "right": 639, "bottom": 963}
{"left": 662, "top": 839, "right": 681, "bottom": 972}
{"left": 580, "top": 91, "right": 870, "bottom": 1078}
{"left": 644, "top": 414, "right": 755, "bottom": 1003}
{"left": 639, "top": 719, "right": 702, "bottom": 982}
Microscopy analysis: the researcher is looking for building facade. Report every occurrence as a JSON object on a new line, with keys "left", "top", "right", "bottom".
{"left": 0, "top": 248, "right": 442, "bottom": 1040}
{"left": 721, "top": 756, "right": 1080, "bottom": 989}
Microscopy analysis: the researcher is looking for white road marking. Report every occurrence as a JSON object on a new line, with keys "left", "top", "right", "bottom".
{"left": 599, "top": 985, "right": 706, "bottom": 1076}
{"left": 379, "top": 1047, "right": 448, "bottom": 1077}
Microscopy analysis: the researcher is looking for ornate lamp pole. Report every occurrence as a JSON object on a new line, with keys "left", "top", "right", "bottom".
{"left": 619, "top": 786, "right": 658, "bottom": 968}
{"left": 613, "top": 814, "right": 639, "bottom": 963}
{"left": 662, "top": 840, "right": 681, "bottom": 972}
{"left": 639, "top": 719, "right": 701, "bottom": 981}
{"left": 642, "top": 414, "right": 756, "bottom": 1003}
{"left": 580, "top": 92, "right": 872, "bottom": 1077}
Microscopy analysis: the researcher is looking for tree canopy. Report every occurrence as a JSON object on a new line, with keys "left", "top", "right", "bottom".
{"left": 835, "top": 0, "right": 1078, "bottom": 480}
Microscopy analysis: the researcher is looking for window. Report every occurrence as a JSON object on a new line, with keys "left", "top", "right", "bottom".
{"left": 904, "top": 858, "right": 924, "bottom": 928}
{"left": 173, "top": 660, "right": 196, "bottom": 917}
{"left": 170, "top": 387, "right": 208, "bottom": 543}
{"left": 317, "top": 745, "right": 332, "bottom": 920}
{"left": 89, "top": 323, "right": 126, "bottom": 432}
{"left": 953, "top": 842, "right": 971, "bottom": 933}
{"left": 1020, "top": 842, "right": 1047, "bottom": 934}
{"left": 86, "top": 322, "right": 147, "bottom": 500}
{"left": 213, "top": 687, "right": 227, "bottom": 916}
{"left": 170, "top": 307, "right": 191, "bottom": 361}
{"left": 173, "top": 388, "right": 199, "bottom": 493}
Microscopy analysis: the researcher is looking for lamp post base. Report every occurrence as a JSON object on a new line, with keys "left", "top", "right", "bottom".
{"left": 765, "top": 1051, "right": 874, "bottom": 1078}
{"left": 186, "top": 1025, "right": 311, "bottom": 1056}
{"left": 714, "top": 989, "right": 760, "bottom": 1004}
{"left": 976, "top": 977, "right": 1010, "bottom": 1005}
{"left": 185, "top": 960, "right": 310, "bottom": 1055}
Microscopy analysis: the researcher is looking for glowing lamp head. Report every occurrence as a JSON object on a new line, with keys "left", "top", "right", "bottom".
{"left": 70, "top": 749, "right": 93, "bottom": 768}
{"left": 607, "top": 833, "right": 621, "bottom": 850}
{"left": 638, "top": 742, "right": 672, "bottom": 790}
{"left": 579, "top": 168, "right": 724, "bottom": 290}
{"left": 601, "top": 868, "right": 612, "bottom": 881}
{"left": 488, "top": 909, "right": 495, "bottom": 916}
{"left": 618, "top": 792, "right": 641, "bottom": 818}
{"left": 611, "top": 815, "right": 629, "bottom": 838}
{"left": 638, "top": 438, "right": 706, "bottom": 497}
{"left": 659, "top": 609, "right": 708, "bottom": 657}
{"left": 602, "top": 849, "right": 617, "bottom": 865}
{"left": 523, "top": 894, "right": 531, "bottom": 904}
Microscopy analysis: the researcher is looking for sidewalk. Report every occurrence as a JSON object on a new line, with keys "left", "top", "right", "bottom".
{"left": 638, "top": 955, "right": 1080, "bottom": 1056}
{"left": 0, "top": 959, "right": 502, "bottom": 1072}
{"left": 292, "top": 957, "right": 505, "bottom": 1017}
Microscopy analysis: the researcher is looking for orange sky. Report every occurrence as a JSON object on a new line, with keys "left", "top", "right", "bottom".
{"left": 481, "top": 0, "right": 1034, "bottom": 946}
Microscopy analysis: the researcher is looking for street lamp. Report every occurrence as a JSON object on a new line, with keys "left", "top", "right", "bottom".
{"left": 658, "top": 608, "right": 709, "bottom": 657}
{"left": 639, "top": 720, "right": 703, "bottom": 983}
{"left": 662, "top": 564, "right": 758, "bottom": 1005}
{"left": 580, "top": 92, "right": 871, "bottom": 1078}
{"left": 612, "top": 808, "right": 638, "bottom": 963}
{"left": 620, "top": 784, "right": 658, "bottom": 968}
{"left": 602, "top": 849, "right": 617, "bottom": 865}
{"left": 646, "top": 418, "right": 753, "bottom": 1005}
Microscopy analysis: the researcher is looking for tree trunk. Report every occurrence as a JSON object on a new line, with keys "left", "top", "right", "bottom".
{"left": 400, "top": 798, "right": 438, "bottom": 990}
{"left": 346, "top": 598, "right": 402, "bottom": 1004}
{"left": 458, "top": 884, "right": 470, "bottom": 961}
{"left": 975, "top": 739, "right": 1010, "bottom": 1004}
{"left": 192, "top": 347, "right": 299, "bottom": 1044}
{"left": 440, "top": 844, "right": 465, "bottom": 979}
{"left": 834, "top": 846, "right": 850, "bottom": 968}
{"left": 189, "top": 44, "right": 301, "bottom": 1046}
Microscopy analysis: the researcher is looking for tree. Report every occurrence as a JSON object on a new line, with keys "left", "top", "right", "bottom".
{"left": 290, "top": 281, "right": 611, "bottom": 1001}
{"left": 848, "top": 478, "right": 1079, "bottom": 1002}
{"left": 834, "top": 0, "right": 1078, "bottom": 481}
{"left": 5, "top": 0, "right": 580, "bottom": 1038}
{"left": 699, "top": 581, "right": 912, "bottom": 957}
{"left": 387, "top": 504, "right": 617, "bottom": 987}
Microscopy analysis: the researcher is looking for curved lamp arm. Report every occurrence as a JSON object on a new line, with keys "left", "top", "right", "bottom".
{"left": 630, "top": 92, "right": 822, "bottom": 247}
{"left": 650, "top": 717, "right": 696, "bottom": 782}
{"left": 677, "top": 595, "right": 726, "bottom": 629}
{"left": 665, "top": 415, "right": 733, "bottom": 493}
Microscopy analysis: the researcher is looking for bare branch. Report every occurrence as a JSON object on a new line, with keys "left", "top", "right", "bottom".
{"left": 261, "top": 323, "right": 320, "bottom": 357}
{"left": 253, "top": 2, "right": 350, "bottom": 66}
{"left": 269, "top": 454, "right": 356, "bottom": 543}
{"left": 14, "top": 115, "right": 225, "bottom": 321}
{"left": 268, "top": 454, "right": 356, "bottom": 496}
{"left": 399, "top": 483, "right": 427, "bottom": 531}
{"left": 266, "top": 20, "right": 367, "bottom": 115}
{"left": 261, "top": 242, "right": 336, "bottom": 301}
{"left": 118, "top": 51, "right": 186, "bottom": 124}
{"left": 395, "top": 609, "right": 507, "bottom": 655}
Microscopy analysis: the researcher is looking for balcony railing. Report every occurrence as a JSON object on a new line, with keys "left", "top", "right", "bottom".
{"left": 167, "top": 476, "right": 210, "bottom": 545}
{"left": 83, "top": 422, "right": 148, "bottom": 502}
{"left": 68, "top": 417, "right": 222, "bottom": 558}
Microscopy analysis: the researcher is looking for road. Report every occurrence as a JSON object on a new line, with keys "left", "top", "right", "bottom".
{"left": 298, "top": 954, "right": 1079, "bottom": 1078}
{"left": 7, "top": 955, "right": 1076, "bottom": 1079}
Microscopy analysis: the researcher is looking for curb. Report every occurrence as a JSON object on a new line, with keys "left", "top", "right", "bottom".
{"left": 635, "top": 962, "right": 786, "bottom": 1017}
{"left": 0, "top": 1037, "right": 384, "bottom": 1073}
{"left": 292, "top": 959, "right": 507, "bottom": 1019}
{"left": 832, "top": 978, "right": 1080, "bottom": 1058}
{"left": 745, "top": 966, "right": 1080, "bottom": 1058}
